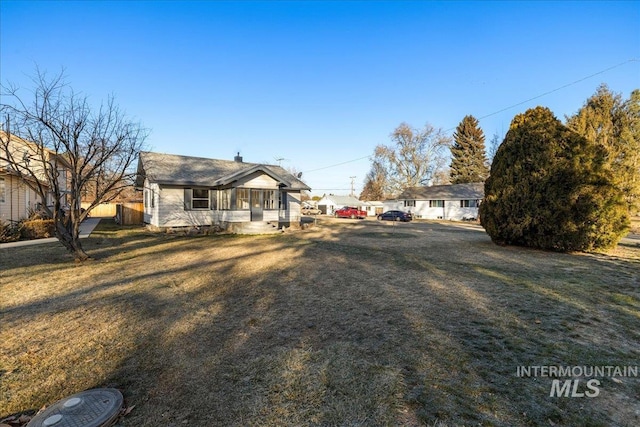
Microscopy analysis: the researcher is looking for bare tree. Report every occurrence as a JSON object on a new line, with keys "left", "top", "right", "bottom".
{"left": 367, "top": 122, "right": 451, "bottom": 196}
{"left": 487, "top": 132, "right": 502, "bottom": 163}
{"left": 0, "top": 69, "right": 148, "bottom": 260}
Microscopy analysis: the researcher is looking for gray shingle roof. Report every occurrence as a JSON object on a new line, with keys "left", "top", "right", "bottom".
{"left": 320, "top": 195, "right": 362, "bottom": 206}
{"left": 397, "top": 182, "right": 484, "bottom": 200}
{"left": 137, "top": 151, "right": 310, "bottom": 190}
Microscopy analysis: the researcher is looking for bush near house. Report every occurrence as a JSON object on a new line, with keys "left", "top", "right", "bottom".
{"left": 0, "top": 220, "right": 21, "bottom": 243}
{"left": 20, "top": 219, "right": 55, "bottom": 240}
{"left": 0, "top": 212, "right": 56, "bottom": 243}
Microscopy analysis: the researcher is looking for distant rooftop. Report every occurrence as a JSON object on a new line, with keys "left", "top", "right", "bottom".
{"left": 397, "top": 182, "right": 484, "bottom": 200}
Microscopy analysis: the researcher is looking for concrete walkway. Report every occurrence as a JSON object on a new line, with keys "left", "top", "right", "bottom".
{"left": 0, "top": 217, "right": 102, "bottom": 249}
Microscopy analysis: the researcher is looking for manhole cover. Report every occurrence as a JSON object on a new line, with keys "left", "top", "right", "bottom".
{"left": 26, "top": 388, "right": 123, "bottom": 427}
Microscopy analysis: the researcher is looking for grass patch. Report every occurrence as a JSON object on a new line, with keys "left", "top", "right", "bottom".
{"left": 1, "top": 220, "right": 639, "bottom": 426}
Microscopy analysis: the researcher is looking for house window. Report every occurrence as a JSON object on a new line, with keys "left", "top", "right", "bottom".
{"left": 429, "top": 200, "right": 444, "bottom": 207}
{"left": 460, "top": 199, "right": 479, "bottom": 208}
{"left": 263, "top": 190, "right": 276, "bottom": 210}
{"left": 0, "top": 178, "right": 5, "bottom": 203}
{"left": 192, "top": 188, "right": 210, "bottom": 209}
{"left": 145, "top": 188, "right": 155, "bottom": 209}
{"left": 220, "top": 189, "right": 231, "bottom": 210}
{"left": 404, "top": 200, "right": 416, "bottom": 208}
{"left": 237, "top": 188, "right": 250, "bottom": 210}
{"left": 279, "top": 192, "right": 288, "bottom": 210}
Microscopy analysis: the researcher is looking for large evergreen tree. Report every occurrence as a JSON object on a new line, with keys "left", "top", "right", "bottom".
{"left": 450, "top": 115, "right": 489, "bottom": 184}
{"left": 622, "top": 89, "right": 640, "bottom": 214}
{"left": 566, "top": 84, "right": 640, "bottom": 213}
{"left": 480, "top": 106, "right": 629, "bottom": 252}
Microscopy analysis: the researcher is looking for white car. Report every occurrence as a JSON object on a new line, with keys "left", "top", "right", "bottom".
{"left": 301, "top": 206, "right": 322, "bottom": 215}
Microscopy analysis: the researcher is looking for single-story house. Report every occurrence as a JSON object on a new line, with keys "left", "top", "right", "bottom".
{"left": 362, "top": 200, "right": 385, "bottom": 217}
{"left": 390, "top": 182, "right": 484, "bottom": 221}
{"left": 136, "top": 151, "right": 311, "bottom": 233}
{"left": 0, "top": 131, "right": 70, "bottom": 222}
{"left": 316, "top": 194, "right": 364, "bottom": 215}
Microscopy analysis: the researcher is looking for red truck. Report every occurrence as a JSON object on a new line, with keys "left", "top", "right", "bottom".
{"left": 334, "top": 206, "right": 367, "bottom": 219}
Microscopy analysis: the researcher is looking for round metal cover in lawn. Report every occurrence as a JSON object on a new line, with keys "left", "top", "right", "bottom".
{"left": 26, "top": 388, "right": 123, "bottom": 427}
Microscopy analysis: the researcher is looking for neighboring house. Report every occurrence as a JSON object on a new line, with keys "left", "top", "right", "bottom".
{"left": 391, "top": 182, "right": 484, "bottom": 220}
{"left": 316, "top": 194, "right": 363, "bottom": 215}
{"left": 136, "top": 151, "right": 311, "bottom": 233}
{"left": 0, "top": 131, "right": 70, "bottom": 222}
{"left": 362, "top": 200, "right": 385, "bottom": 217}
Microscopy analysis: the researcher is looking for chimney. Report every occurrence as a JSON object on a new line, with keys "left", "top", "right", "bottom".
{"left": 234, "top": 152, "right": 243, "bottom": 162}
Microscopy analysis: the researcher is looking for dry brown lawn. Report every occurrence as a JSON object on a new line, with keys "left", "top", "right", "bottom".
{"left": 1, "top": 218, "right": 639, "bottom": 426}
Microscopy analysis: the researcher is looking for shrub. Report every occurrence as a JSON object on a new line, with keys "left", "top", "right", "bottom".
{"left": 0, "top": 220, "right": 21, "bottom": 243}
{"left": 20, "top": 219, "right": 56, "bottom": 240}
{"left": 480, "top": 106, "right": 629, "bottom": 252}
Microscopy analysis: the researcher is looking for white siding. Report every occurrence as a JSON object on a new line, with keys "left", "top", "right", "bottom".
{"left": 0, "top": 175, "right": 9, "bottom": 221}
{"left": 146, "top": 170, "right": 304, "bottom": 230}
{"left": 408, "top": 200, "right": 479, "bottom": 220}
{"left": 214, "top": 210, "right": 250, "bottom": 223}
{"left": 143, "top": 180, "right": 162, "bottom": 226}
{"left": 151, "top": 186, "right": 283, "bottom": 228}
{"left": 316, "top": 197, "right": 339, "bottom": 215}
{"left": 280, "top": 191, "right": 302, "bottom": 224}
{"left": 411, "top": 201, "right": 443, "bottom": 219}
{"left": 382, "top": 199, "right": 479, "bottom": 220}
{"left": 237, "top": 172, "right": 278, "bottom": 189}
{"left": 155, "top": 187, "right": 211, "bottom": 227}
{"left": 0, "top": 175, "right": 44, "bottom": 222}
{"left": 364, "top": 202, "right": 384, "bottom": 217}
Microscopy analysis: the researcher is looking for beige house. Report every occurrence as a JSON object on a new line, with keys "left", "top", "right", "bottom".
{"left": 0, "top": 131, "right": 70, "bottom": 223}
{"left": 136, "top": 151, "right": 311, "bottom": 233}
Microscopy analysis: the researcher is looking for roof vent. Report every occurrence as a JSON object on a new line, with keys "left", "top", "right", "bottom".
{"left": 234, "top": 152, "right": 243, "bottom": 162}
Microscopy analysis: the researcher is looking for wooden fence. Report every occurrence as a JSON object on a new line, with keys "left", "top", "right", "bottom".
{"left": 82, "top": 202, "right": 117, "bottom": 217}
{"left": 82, "top": 202, "right": 144, "bottom": 225}
{"left": 116, "top": 202, "right": 144, "bottom": 225}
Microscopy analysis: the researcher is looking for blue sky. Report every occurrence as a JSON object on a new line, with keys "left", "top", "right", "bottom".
{"left": 1, "top": 1, "right": 639, "bottom": 197}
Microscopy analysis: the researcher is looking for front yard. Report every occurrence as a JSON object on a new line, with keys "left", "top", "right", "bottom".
{"left": 1, "top": 219, "right": 639, "bottom": 426}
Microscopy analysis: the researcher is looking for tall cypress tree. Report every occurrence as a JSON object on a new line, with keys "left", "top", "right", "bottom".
{"left": 450, "top": 115, "right": 489, "bottom": 184}
{"left": 480, "top": 106, "right": 629, "bottom": 252}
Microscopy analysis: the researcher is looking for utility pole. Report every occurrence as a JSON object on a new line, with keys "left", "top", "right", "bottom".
{"left": 349, "top": 176, "right": 356, "bottom": 197}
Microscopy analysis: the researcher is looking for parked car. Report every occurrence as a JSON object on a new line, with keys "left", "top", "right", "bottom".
{"left": 301, "top": 206, "right": 322, "bottom": 215}
{"left": 334, "top": 206, "right": 367, "bottom": 219}
{"left": 377, "top": 210, "right": 413, "bottom": 222}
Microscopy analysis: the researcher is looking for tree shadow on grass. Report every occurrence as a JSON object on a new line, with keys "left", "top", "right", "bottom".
{"left": 2, "top": 221, "right": 639, "bottom": 426}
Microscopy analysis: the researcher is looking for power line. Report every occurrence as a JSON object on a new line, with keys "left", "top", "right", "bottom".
{"left": 303, "top": 155, "right": 371, "bottom": 173}
{"left": 476, "top": 58, "right": 639, "bottom": 123}
{"left": 302, "top": 58, "right": 639, "bottom": 174}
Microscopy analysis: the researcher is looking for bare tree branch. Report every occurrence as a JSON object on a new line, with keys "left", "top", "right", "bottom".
{"left": 365, "top": 122, "right": 451, "bottom": 197}
{"left": 1, "top": 68, "right": 148, "bottom": 260}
